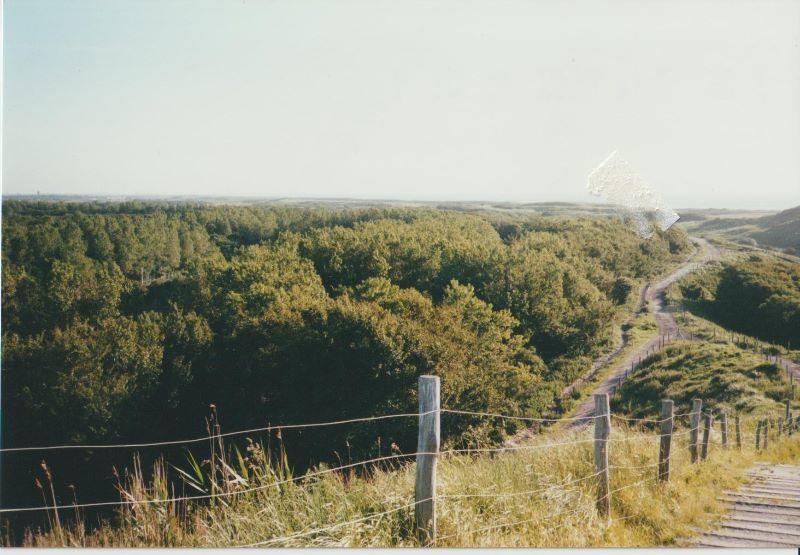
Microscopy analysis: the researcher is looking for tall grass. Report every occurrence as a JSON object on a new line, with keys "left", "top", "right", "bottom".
{"left": 18, "top": 421, "right": 800, "bottom": 548}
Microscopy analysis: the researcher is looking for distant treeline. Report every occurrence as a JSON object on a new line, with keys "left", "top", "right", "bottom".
{"left": 674, "top": 254, "right": 800, "bottom": 347}
{"left": 1, "top": 201, "right": 689, "bottom": 515}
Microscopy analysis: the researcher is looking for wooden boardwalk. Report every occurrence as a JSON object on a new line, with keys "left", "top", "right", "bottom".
{"left": 689, "top": 463, "right": 800, "bottom": 547}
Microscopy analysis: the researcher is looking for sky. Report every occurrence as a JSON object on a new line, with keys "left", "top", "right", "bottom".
{"left": 3, "top": 0, "right": 800, "bottom": 209}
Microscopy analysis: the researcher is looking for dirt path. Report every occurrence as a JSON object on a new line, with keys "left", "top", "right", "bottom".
{"left": 566, "top": 237, "right": 720, "bottom": 426}
{"left": 558, "top": 281, "right": 650, "bottom": 401}
{"left": 688, "top": 463, "right": 800, "bottom": 547}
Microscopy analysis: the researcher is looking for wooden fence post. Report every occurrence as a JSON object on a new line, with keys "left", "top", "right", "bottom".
{"left": 719, "top": 410, "right": 728, "bottom": 448}
{"left": 594, "top": 393, "right": 611, "bottom": 517}
{"left": 690, "top": 399, "right": 702, "bottom": 463}
{"left": 735, "top": 415, "right": 742, "bottom": 449}
{"left": 786, "top": 400, "right": 791, "bottom": 424}
{"left": 789, "top": 411, "right": 794, "bottom": 437}
{"left": 755, "top": 420, "right": 762, "bottom": 450}
{"left": 415, "top": 375, "right": 440, "bottom": 545}
{"left": 763, "top": 419, "right": 769, "bottom": 449}
{"left": 701, "top": 412, "right": 713, "bottom": 461}
{"left": 658, "top": 399, "right": 673, "bottom": 482}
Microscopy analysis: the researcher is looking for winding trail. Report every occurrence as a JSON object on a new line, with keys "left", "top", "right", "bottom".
{"left": 558, "top": 282, "right": 650, "bottom": 402}
{"left": 566, "top": 237, "right": 720, "bottom": 426}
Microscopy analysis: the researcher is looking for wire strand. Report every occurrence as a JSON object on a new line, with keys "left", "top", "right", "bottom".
{"left": 598, "top": 474, "right": 660, "bottom": 502}
{"left": 609, "top": 461, "right": 660, "bottom": 471}
{"left": 611, "top": 415, "right": 667, "bottom": 424}
{"left": 439, "top": 470, "right": 604, "bottom": 500}
{"left": 441, "top": 408, "right": 594, "bottom": 423}
{"left": 612, "top": 411, "right": 693, "bottom": 423}
{"left": 0, "top": 411, "right": 435, "bottom": 454}
{"left": 442, "top": 438, "right": 596, "bottom": 455}
{"left": 435, "top": 505, "right": 589, "bottom": 544}
{"left": 1, "top": 405, "right": 724, "bottom": 455}
{"left": 605, "top": 428, "right": 692, "bottom": 442}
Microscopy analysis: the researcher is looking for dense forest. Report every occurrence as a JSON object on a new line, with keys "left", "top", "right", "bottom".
{"left": 1, "top": 201, "right": 691, "bottom": 520}
{"left": 670, "top": 255, "right": 800, "bottom": 347}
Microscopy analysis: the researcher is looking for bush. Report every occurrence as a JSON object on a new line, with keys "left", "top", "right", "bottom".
{"left": 611, "top": 277, "right": 635, "bottom": 305}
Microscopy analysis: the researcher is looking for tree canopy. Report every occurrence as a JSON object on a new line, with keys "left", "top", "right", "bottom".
{"left": 1, "top": 201, "right": 690, "bottom": 513}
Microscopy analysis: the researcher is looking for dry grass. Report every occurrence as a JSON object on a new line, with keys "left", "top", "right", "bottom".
{"left": 19, "top": 421, "right": 800, "bottom": 548}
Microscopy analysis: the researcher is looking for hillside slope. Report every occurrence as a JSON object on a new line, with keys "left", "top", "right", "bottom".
{"left": 690, "top": 205, "right": 800, "bottom": 254}
{"left": 750, "top": 205, "right": 800, "bottom": 253}
{"left": 612, "top": 341, "right": 798, "bottom": 421}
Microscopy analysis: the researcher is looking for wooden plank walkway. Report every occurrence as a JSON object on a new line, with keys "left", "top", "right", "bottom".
{"left": 689, "top": 463, "right": 800, "bottom": 548}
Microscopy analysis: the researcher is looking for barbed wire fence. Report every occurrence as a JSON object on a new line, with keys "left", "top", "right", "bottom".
{"left": 1, "top": 375, "right": 798, "bottom": 547}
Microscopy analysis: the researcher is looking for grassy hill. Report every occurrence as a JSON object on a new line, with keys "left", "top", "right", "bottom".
{"left": 612, "top": 342, "right": 798, "bottom": 422}
{"left": 686, "top": 205, "right": 800, "bottom": 255}
{"left": 750, "top": 205, "right": 800, "bottom": 253}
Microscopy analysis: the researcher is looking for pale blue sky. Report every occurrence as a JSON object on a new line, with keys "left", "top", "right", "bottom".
{"left": 3, "top": 0, "right": 800, "bottom": 208}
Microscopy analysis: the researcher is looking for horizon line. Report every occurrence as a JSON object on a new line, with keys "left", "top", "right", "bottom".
{"left": 1, "top": 193, "right": 794, "bottom": 213}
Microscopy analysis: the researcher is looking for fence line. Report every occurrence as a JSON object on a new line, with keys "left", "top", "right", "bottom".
{"left": 4, "top": 373, "right": 797, "bottom": 549}
{"left": 1, "top": 405, "right": 767, "bottom": 456}
{"left": 435, "top": 432, "right": 695, "bottom": 545}
{"left": 0, "top": 411, "right": 710, "bottom": 515}
{"left": 3, "top": 405, "right": 700, "bottom": 455}
{"left": 313, "top": 423, "right": 724, "bottom": 547}
{"left": 443, "top": 429, "right": 695, "bottom": 459}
